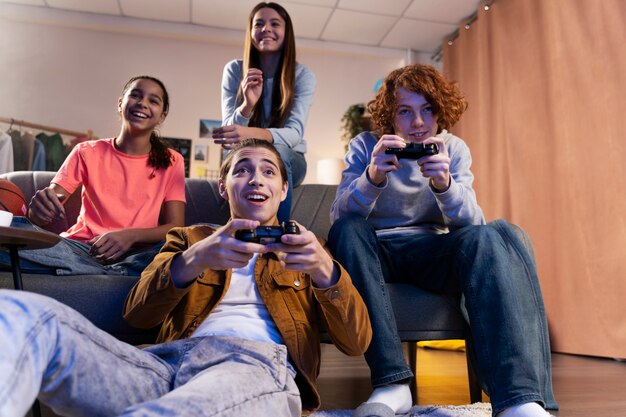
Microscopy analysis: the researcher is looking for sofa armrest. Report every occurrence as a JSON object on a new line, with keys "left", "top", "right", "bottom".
{"left": 0, "top": 171, "right": 82, "bottom": 234}
{"left": 0, "top": 174, "right": 236, "bottom": 232}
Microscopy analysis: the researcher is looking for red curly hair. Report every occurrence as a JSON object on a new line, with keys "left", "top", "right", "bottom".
{"left": 368, "top": 64, "right": 467, "bottom": 136}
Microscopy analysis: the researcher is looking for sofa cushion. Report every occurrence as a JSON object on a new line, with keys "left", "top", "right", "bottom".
{"left": 0, "top": 273, "right": 159, "bottom": 345}
{"left": 292, "top": 184, "right": 337, "bottom": 239}
{"left": 183, "top": 178, "right": 230, "bottom": 226}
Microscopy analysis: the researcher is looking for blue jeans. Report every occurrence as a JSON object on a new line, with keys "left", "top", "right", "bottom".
{"left": 274, "top": 144, "right": 306, "bottom": 224}
{"left": 328, "top": 215, "right": 558, "bottom": 415}
{"left": 0, "top": 217, "right": 163, "bottom": 276}
{"left": 0, "top": 290, "right": 301, "bottom": 417}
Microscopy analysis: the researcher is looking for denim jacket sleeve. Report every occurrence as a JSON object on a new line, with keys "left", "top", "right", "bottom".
{"left": 267, "top": 64, "right": 316, "bottom": 151}
{"left": 220, "top": 60, "right": 249, "bottom": 127}
{"left": 220, "top": 60, "right": 316, "bottom": 153}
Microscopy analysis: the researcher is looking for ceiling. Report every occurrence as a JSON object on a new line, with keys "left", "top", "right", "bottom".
{"left": 0, "top": 0, "right": 483, "bottom": 54}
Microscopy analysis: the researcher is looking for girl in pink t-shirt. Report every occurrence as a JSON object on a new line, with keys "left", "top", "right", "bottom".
{"left": 17, "top": 76, "right": 186, "bottom": 275}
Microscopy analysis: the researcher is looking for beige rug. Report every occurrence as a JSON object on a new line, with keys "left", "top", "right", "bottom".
{"left": 310, "top": 403, "right": 556, "bottom": 417}
{"left": 309, "top": 403, "right": 493, "bottom": 417}
{"left": 405, "top": 403, "right": 493, "bottom": 416}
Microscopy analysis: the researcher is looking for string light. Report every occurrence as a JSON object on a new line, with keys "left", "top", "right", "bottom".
{"left": 447, "top": 29, "right": 460, "bottom": 45}
{"left": 464, "top": 12, "right": 478, "bottom": 30}
{"left": 438, "top": 0, "right": 496, "bottom": 60}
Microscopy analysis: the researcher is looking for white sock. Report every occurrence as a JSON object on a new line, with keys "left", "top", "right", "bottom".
{"left": 367, "top": 383, "right": 412, "bottom": 414}
{"left": 498, "top": 402, "right": 550, "bottom": 417}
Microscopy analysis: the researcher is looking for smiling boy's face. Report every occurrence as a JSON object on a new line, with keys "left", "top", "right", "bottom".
{"left": 392, "top": 87, "right": 439, "bottom": 143}
{"left": 218, "top": 147, "right": 288, "bottom": 226}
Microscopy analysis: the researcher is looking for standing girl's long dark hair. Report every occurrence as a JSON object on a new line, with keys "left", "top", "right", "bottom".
{"left": 240, "top": 2, "right": 297, "bottom": 129}
{"left": 121, "top": 75, "right": 173, "bottom": 170}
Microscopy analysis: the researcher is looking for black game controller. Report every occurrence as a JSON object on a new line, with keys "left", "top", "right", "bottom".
{"left": 385, "top": 142, "right": 439, "bottom": 159}
{"left": 235, "top": 221, "right": 300, "bottom": 244}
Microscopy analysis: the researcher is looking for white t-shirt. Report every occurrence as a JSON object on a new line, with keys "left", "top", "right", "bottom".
{"left": 192, "top": 254, "right": 284, "bottom": 345}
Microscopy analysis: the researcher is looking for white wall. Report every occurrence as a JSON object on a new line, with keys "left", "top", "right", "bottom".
{"left": 0, "top": 3, "right": 436, "bottom": 183}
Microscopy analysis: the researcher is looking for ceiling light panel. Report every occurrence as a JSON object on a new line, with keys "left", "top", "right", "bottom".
{"left": 280, "top": 2, "right": 333, "bottom": 39}
{"left": 381, "top": 17, "right": 455, "bottom": 52}
{"left": 46, "top": 0, "right": 121, "bottom": 15}
{"left": 337, "top": 0, "right": 412, "bottom": 16}
{"left": 0, "top": 0, "right": 46, "bottom": 6}
{"left": 281, "top": 0, "right": 336, "bottom": 7}
{"left": 192, "top": 0, "right": 258, "bottom": 30}
{"left": 404, "top": 0, "right": 481, "bottom": 24}
{"left": 120, "top": 0, "right": 191, "bottom": 23}
{"left": 321, "top": 9, "right": 397, "bottom": 46}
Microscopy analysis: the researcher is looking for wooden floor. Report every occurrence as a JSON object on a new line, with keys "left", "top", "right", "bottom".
{"left": 316, "top": 343, "right": 626, "bottom": 416}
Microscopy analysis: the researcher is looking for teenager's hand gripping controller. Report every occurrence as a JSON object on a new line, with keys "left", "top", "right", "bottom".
{"left": 235, "top": 221, "right": 300, "bottom": 243}
{"left": 385, "top": 142, "right": 439, "bottom": 159}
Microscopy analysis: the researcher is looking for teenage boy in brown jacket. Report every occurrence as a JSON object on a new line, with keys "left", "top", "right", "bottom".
{"left": 0, "top": 139, "right": 371, "bottom": 417}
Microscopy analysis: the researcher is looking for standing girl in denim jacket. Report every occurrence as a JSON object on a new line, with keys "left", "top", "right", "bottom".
{"left": 213, "top": 2, "right": 316, "bottom": 223}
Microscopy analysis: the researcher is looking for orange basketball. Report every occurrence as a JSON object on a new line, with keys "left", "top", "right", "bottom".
{"left": 0, "top": 179, "right": 28, "bottom": 216}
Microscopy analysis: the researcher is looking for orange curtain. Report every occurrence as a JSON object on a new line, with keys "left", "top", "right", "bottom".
{"left": 444, "top": 0, "right": 626, "bottom": 358}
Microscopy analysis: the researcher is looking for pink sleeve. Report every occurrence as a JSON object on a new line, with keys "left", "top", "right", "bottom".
{"left": 51, "top": 144, "right": 86, "bottom": 194}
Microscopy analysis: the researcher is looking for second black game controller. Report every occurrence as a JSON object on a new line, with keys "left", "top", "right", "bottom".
{"left": 385, "top": 142, "right": 439, "bottom": 159}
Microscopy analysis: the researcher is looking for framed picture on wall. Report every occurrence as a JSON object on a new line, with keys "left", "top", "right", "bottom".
{"left": 199, "top": 119, "right": 221, "bottom": 138}
{"left": 194, "top": 144, "right": 208, "bottom": 162}
{"left": 163, "top": 137, "right": 192, "bottom": 177}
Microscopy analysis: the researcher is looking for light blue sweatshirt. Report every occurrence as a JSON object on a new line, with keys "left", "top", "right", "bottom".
{"left": 220, "top": 59, "right": 316, "bottom": 154}
{"left": 330, "top": 130, "right": 485, "bottom": 237}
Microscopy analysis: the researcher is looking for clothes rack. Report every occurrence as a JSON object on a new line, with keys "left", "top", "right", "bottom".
{"left": 0, "top": 117, "right": 95, "bottom": 139}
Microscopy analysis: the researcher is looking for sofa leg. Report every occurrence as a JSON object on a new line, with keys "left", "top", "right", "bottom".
{"left": 31, "top": 400, "right": 42, "bottom": 417}
{"left": 465, "top": 349, "right": 482, "bottom": 403}
{"left": 408, "top": 342, "right": 418, "bottom": 405}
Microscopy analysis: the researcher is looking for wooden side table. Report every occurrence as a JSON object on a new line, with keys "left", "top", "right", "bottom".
{"left": 0, "top": 225, "right": 61, "bottom": 290}
{"left": 0, "top": 225, "right": 60, "bottom": 417}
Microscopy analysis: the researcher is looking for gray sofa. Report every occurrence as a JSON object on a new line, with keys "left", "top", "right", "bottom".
{"left": 0, "top": 171, "right": 481, "bottom": 404}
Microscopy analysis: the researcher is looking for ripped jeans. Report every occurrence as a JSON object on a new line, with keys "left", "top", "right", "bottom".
{"left": 328, "top": 216, "right": 558, "bottom": 415}
{"left": 0, "top": 290, "right": 301, "bottom": 417}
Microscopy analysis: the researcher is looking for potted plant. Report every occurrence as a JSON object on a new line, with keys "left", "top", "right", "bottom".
{"left": 340, "top": 103, "right": 371, "bottom": 152}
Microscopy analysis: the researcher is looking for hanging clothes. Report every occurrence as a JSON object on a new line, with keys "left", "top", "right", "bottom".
{"left": 0, "top": 131, "right": 14, "bottom": 174}
{"left": 22, "top": 132, "right": 36, "bottom": 170}
{"left": 10, "top": 130, "right": 35, "bottom": 171}
{"left": 36, "top": 132, "right": 67, "bottom": 171}
{"left": 31, "top": 138, "right": 46, "bottom": 171}
{"left": 0, "top": 117, "right": 95, "bottom": 172}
